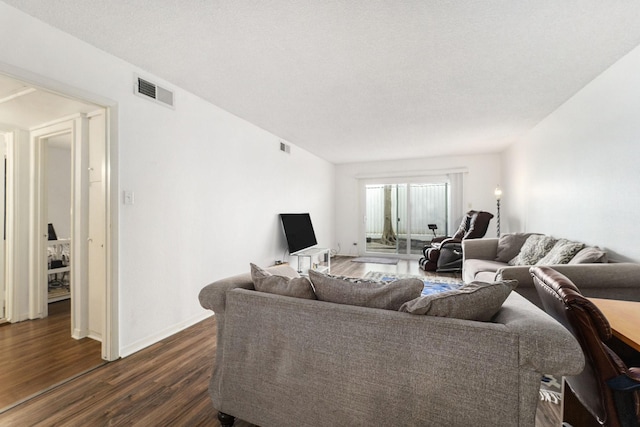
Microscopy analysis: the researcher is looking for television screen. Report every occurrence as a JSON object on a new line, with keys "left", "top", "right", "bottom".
{"left": 280, "top": 213, "right": 318, "bottom": 254}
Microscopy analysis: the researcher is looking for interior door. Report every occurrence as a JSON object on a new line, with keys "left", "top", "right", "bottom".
{"left": 30, "top": 122, "right": 74, "bottom": 320}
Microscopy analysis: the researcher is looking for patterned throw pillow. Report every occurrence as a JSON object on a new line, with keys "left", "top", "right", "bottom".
{"left": 250, "top": 263, "right": 316, "bottom": 300}
{"left": 508, "top": 235, "right": 557, "bottom": 266}
{"left": 308, "top": 270, "right": 423, "bottom": 310}
{"left": 568, "top": 246, "right": 608, "bottom": 264}
{"left": 399, "top": 280, "right": 517, "bottom": 321}
{"left": 495, "top": 233, "right": 536, "bottom": 263}
{"left": 536, "top": 239, "right": 585, "bottom": 265}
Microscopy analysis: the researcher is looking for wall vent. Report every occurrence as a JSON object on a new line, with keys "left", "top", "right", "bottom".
{"left": 134, "top": 76, "right": 174, "bottom": 108}
{"left": 280, "top": 141, "right": 291, "bottom": 154}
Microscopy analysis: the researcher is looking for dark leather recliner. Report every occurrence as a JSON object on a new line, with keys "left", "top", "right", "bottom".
{"left": 530, "top": 266, "right": 640, "bottom": 427}
{"left": 418, "top": 210, "right": 493, "bottom": 272}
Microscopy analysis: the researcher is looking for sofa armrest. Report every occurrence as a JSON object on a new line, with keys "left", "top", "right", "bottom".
{"left": 462, "top": 238, "right": 499, "bottom": 261}
{"left": 494, "top": 292, "right": 584, "bottom": 374}
{"left": 547, "top": 263, "right": 640, "bottom": 291}
{"left": 497, "top": 263, "right": 640, "bottom": 307}
{"left": 199, "top": 272, "right": 254, "bottom": 314}
{"left": 496, "top": 266, "right": 534, "bottom": 287}
{"left": 498, "top": 263, "right": 640, "bottom": 291}
{"left": 199, "top": 264, "right": 299, "bottom": 313}
{"left": 535, "top": 263, "right": 640, "bottom": 303}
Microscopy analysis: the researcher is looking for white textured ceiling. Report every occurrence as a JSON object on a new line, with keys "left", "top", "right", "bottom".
{"left": 5, "top": 1, "right": 640, "bottom": 164}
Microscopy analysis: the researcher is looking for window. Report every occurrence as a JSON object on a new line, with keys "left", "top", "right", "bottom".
{"left": 364, "top": 182, "right": 449, "bottom": 256}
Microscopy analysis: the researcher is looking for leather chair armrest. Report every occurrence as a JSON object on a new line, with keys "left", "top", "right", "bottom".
{"left": 439, "top": 238, "right": 462, "bottom": 248}
{"left": 430, "top": 236, "right": 449, "bottom": 245}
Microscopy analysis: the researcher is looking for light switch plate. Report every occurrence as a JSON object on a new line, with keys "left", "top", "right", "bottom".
{"left": 123, "top": 190, "right": 135, "bottom": 205}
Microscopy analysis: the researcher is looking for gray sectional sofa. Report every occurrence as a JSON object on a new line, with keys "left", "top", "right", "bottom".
{"left": 199, "top": 264, "right": 584, "bottom": 427}
{"left": 462, "top": 235, "right": 640, "bottom": 307}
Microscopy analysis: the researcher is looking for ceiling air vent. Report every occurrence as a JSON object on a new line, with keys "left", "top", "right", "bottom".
{"left": 134, "top": 76, "right": 174, "bottom": 108}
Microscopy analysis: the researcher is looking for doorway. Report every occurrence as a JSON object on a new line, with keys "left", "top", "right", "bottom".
{"left": 29, "top": 114, "right": 107, "bottom": 342}
{"left": 0, "top": 71, "right": 116, "bottom": 358}
{"left": 45, "top": 133, "right": 72, "bottom": 304}
{"left": 362, "top": 180, "right": 449, "bottom": 257}
{"left": 0, "top": 71, "right": 118, "bottom": 410}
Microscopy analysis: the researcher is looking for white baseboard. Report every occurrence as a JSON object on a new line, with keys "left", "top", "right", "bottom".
{"left": 72, "top": 328, "right": 87, "bottom": 340}
{"left": 88, "top": 331, "right": 102, "bottom": 342}
{"left": 119, "top": 311, "right": 213, "bottom": 358}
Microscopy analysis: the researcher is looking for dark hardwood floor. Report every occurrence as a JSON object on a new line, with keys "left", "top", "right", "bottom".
{"left": 0, "top": 257, "right": 560, "bottom": 426}
{"left": 0, "top": 299, "right": 104, "bottom": 413}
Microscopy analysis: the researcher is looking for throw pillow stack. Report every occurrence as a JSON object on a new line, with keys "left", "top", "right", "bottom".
{"left": 495, "top": 233, "right": 608, "bottom": 266}
{"left": 250, "top": 263, "right": 516, "bottom": 322}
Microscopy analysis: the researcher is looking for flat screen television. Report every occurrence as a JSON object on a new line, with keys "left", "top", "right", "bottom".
{"left": 280, "top": 213, "right": 318, "bottom": 254}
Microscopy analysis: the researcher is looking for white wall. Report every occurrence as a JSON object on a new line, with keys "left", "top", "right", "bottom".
{"left": 335, "top": 154, "right": 501, "bottom": 255}
{"left": 502, "top": 43, "right": 640, "bottom": 262}
{"left": 47, "top": 145, "right": 71, "bottom": 239}
{"left": 0, "top": 3, "right": 334, "bottom": 356}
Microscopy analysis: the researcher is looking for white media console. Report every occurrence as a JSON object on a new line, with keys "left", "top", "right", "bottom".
{"left": 292, "top": 247, "right": 330, "bottom": 275}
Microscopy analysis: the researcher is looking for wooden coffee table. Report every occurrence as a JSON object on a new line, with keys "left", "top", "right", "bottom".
{"left": 588, "top": 298, "right": 640, "bottom": 352}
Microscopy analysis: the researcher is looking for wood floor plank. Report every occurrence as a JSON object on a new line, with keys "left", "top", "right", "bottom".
{"left": 0, "top": 256, "right": 559, "bottom": 426}
{"left": 0, "top": 299, "right": 104, "bottom": 412}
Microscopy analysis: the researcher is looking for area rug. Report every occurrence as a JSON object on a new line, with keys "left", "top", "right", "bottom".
{"left": 363, "top": 271, "right": 464, "bottom": 296}
{"left": 351, "top": 257, "right": 399, "bottom": 265}
{"left": 540, "top": 374, "right": 562, "bottom": 405}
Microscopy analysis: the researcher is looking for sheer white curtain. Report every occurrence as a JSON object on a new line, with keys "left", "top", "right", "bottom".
{"left": 447, "top": 173, "right": 464, "bottom": 236}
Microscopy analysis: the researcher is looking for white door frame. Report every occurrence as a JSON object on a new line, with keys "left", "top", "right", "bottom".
{"left": 2, "top": 128, "right": 28, "bottom": 323}
{"left": 1, "top": 62, "right": 119, "bottom": 361}
{"left": 29, "top": 112, "right": 117, "bottom": 359}
{"left": 0, "top": 133, "right": 7, "bottom": 320}
{"left": 29, "top": 118, "right": 82, "bottom": 320}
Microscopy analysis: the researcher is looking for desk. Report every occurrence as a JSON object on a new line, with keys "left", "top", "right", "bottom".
{"left": 588, "top": 298, "right": 640, "bottom": 352}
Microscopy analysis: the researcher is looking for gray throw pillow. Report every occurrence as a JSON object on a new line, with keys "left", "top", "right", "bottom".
{"left": 509, "top": 235, "right": 557, "bottom": 266}
{"left": 495, "top": 233, "right": 536, "bottom": 263}
{"left": 250, "top": 263, "right": 316, "bottom": 300}
{"left": 308, "top": 270, "right": 423, "bottom": 310}
{"left": 536, "top": 239, "right": 585, "bottom": 265}
{"left": 568, "top": 246, "right": 608, "bottom": 264}
{"left": 399, "top": 280, "right": 518, "bottom": 321}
